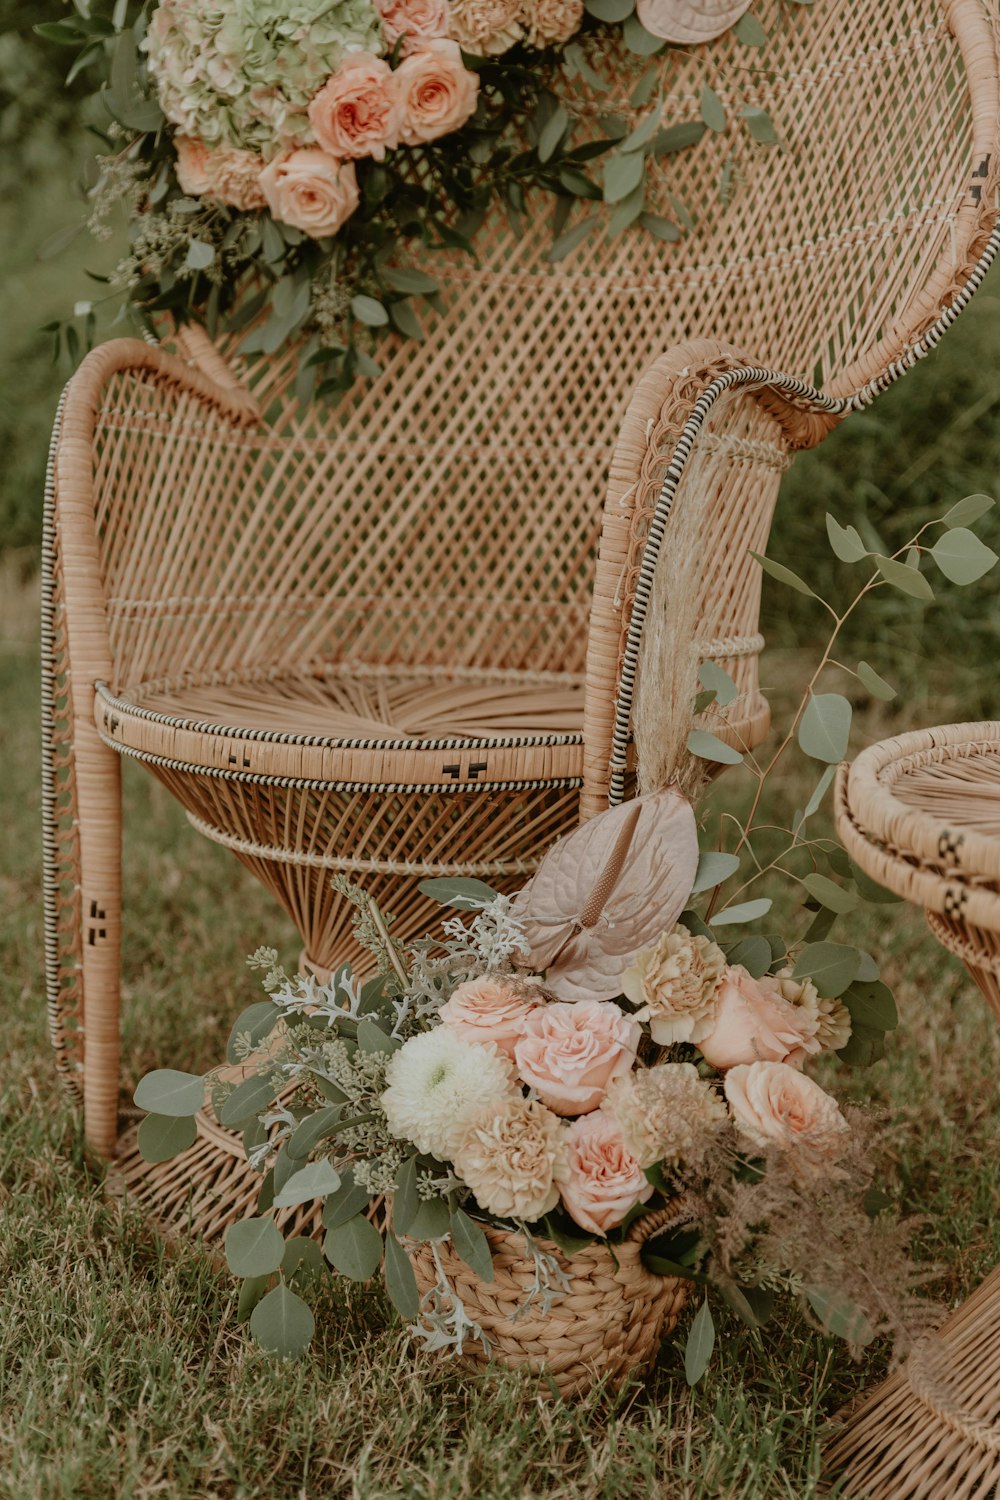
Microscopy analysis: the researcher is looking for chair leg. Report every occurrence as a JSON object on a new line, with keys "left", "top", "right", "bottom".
{"left": 74, "top": 720, "right": 123, "bottom": 1158}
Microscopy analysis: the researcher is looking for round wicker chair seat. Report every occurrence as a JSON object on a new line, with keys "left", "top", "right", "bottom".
{"left": 835, "top": 722, "right": 1000, "bottom": 935}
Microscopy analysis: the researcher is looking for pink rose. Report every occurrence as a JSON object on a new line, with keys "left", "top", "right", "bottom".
{"left": 560, "top": 1112, "right": 653, "bottom": 1235}
{"left": 514, "top": 1000, "right": 640, "bottom": 1116}
{"left": 308, "top": 54, "right": 402, "bottom": 162}
{"left": 175, "top": 136, "right": 214, "bottom": 196}
{"left": 438, "top": 975, "right": 544, "bottom": 1057}
{"left": 375, "top": 0, "right": 450, "bottom": 52}
{"left": 258, "top": 149, "right": 359, "bottom": 240}
{"left": 394, "top": 39, "right": 479, "bottom": 147}
{"left": 724, "top": 1061, "right": 850, "bottom": 1172}
{"left": 698, "top": 965, "right": 822, "bottom": 1072}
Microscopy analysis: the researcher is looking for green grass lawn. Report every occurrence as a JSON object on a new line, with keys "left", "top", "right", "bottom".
{"left": 2, "top": 567, "right": 999, "bottom": 1498}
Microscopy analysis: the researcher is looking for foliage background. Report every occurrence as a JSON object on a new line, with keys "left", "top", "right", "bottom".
{"left": 3, "top": 6, "right": 1000, "bottom": 1497}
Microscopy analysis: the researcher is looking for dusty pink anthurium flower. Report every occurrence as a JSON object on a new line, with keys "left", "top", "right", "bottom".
{"left": 510, "top": 788, "right": 699, "bottom": 1001}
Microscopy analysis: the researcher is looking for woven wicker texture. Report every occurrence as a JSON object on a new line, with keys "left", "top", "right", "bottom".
{"left": 407, "top": 1206, "right": 690, "bottom": 1397}
{"left": 831, "top": 722, "right": 1000, "bottom": 1495}
{"left": 41, "top": 0, "right": 1000, "bottom": 1194}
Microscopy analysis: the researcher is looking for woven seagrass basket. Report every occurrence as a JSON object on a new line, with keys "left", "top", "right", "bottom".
{"left": 408, "top": 1206, "right": 690, "bottom": 1398}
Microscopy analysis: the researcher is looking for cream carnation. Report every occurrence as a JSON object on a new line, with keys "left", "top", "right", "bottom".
{"left": 514, "top": 1000, "right": 641, "bottom": 1116}
{"left": 447, "top": 0, "right": 522, "bottom": 54}
{"left": 520, "top": 0, "right": 583, "bottom": 47}
{"left": 699, "top": 965, "right": 822, "bottom": 1071}
{"left": 375, "top": 0, "right": 451, "bottom": 51}
{"left": 259, "top": 148, "right": 360, "bottom": 238}
{"left": 774, "top": 967, "right": 852, "bottom": 1052}
{"left": 724, "top": 1061, "right": 850, "bottom": 1174}
{"left": 208, "top": 147, "right": 268, "bottom": 210}
{"left": 381, "top": 1028, "right": 514, "bottom": 1160}
{"left": 622, "top": 925, "right": 726, "bottom": 1047}
{"left": 394, "top": 40, "right": 480, "bottom": 145}
{"left": 438, "top": 974, "right": 544, "bottom": 1057}
{"left": 453, "top": 1097, "right": 567, "bottom": 1220}
{"left": 560, "top": 1112, "right": 653, "bottom": 1236}
{"left": 604, "top": 1062, "right": 727, "bottom": 1169}
{"left": 308, "top": 54, "right": 402, "bottom": 162}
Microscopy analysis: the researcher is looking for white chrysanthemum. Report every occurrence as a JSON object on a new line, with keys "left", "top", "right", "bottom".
{"left": 775, "top": 967, "right": 852, "bottom": 1052}
{"left": 380, "top": 1029, "right": 514, "bottom": 1161}
{"left": 604, "top": 1062, "right": 727, "bottom": 1169}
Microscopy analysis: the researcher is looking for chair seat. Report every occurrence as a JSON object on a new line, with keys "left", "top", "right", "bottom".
{"left": 95, "top": 663, "right": 588, "bottom": 789}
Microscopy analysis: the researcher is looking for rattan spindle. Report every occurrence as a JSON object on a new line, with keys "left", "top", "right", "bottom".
{"left": 42, "top": 2, "right": 1000, "bottom": 1269}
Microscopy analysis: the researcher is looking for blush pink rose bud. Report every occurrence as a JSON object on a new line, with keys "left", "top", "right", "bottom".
{"left": 438, "top": 975, "right": 544, "bottom": 1057}
{"left": 259, "top": 149, "right": 360, "bottom": 240}
{"left": 698, "top": 964, "right": 822, "bottom": 1072}
{"left": 514, "top": 999, "right": 640, "bottom": 1116}
{"left": 375, "top": 0, "right": 450, "bottom": 52}
{"left": 308, "top": 54, "right": 402, "bottom": 162}
{"left": 724, "top": 1061, "right": 851, "bottom": 1172}
{"left": 394, "top": 39, "right": 479, "bottom": 147}
{"left": 560, "top": 1111, "right": 653, "bottom": 1235}
{"left": 175, "top": 136, "right": 215, "bottom": 196}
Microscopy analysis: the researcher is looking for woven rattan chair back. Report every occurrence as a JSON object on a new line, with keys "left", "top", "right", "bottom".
{"left": 44, "top": 0, "right": 1000, "bottom": 1187}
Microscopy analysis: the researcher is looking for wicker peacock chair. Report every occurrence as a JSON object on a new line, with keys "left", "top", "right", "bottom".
{"left": 44, "top": 0, "right": 1000, "bottom": 1261}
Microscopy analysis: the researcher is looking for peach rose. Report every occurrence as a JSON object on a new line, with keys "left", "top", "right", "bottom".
{"left": 560, "top": 1112, "right": 653, "bottom": 1235}
{"left": 258, "top": 149, "right": 360, "bottom": 240}
{"left": 438, "top": 975, "right": 544, "bottom": 1057}
{"left": 514, "top": 999, "right": 640, "bottom": 1116}
{"left": 698, "top": 965, "right": 822, "bottom": 1072}
{"left": 376, "top": 0, "right": 450, "bottom": 52}
{"left": 175, "top": 136, "right": 215, "bottom": 197}
{"left": 308, "top": 54, "right": 402, "bottom": 162}
{"left": 394, "top": 39, "right": 479, "bottom": 147}
{"left": 724, "top": 1061, "right": 850, "bottom": 1172}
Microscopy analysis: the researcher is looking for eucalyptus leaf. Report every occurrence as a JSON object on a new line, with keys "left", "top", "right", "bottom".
{"left": 749, "top": 551, "right": 816, "bottom": 598}
{"left": 546, "top": 214, "right": 599, "bottom": 261}
{"left": 219, "top": 1071, "right": 284, "bottom": 1127}
{"left": 733, "top": 11, "right": 768, "bottom": 44}
{"left": 381, "top": 266, "right": 438, "bottom": 295}
{"left": 324, "top": 1213, "right": 384, "bottom": 1281}
{"left": 225, "top": 1216, "right": 285, "bottom": 1278}
{"left": 630, "top": 66, "right": 659, "bottom": 107}
{"left": 137, "top": 1112, "right": 197, "bottom": 1164}
{"left": 619, "top": 108, "right": 663, "bottom": 155}
{"left": 687, "top": 730, "right": 743, "bottom": 765}
{"left": 391, "top": 1155, "right": 421, "bottom": 1234}
{"left": 538, "top": 103, "right": 570, "bottom": 163}
{"left": 384, "top": 1230, "right": 420, "bottom": 1319}
{"left": 856, "top": 660, "right": 896, "bottom": 701}
{"left": 929, "top": 527, "right": 999, "bottom": 585}
{"left": 698, "top": 660, "right": 738, "bottom": 705}
{"left": 654, "top": 122, "right": 707, "bottom": 155}
{"left": 842, "top": 980, "right": 898, "bottom": 1031}
{"left": 351, "top": 294, "right": 389, "bottom": 327}
{"left": 451, "top": 1209, "right": 494, "bottom": 1281}
{"left": 723, "top": 936, "right": 772, "bottom": 978}
{"left": 623, "top": 13, "right": 665, "bottom": 53}
{"left": 323, "top": 1168, "right": 373, "bottom": 1231}
{"left": 742, "top": 105, "right": 778, "bottom": 144}
{"left": 603, "top": 151, "right": 645, "bottom": 203}
{"left": 356, "top": 1017, "right": 401, "bottom": 1055}
{"left": 798, "top": 693, "right": 852, "bottom": 764}
{"left": 237, "top": 1273, "right": 272, "bottom": 1322}
{"left": 418, "top": 876, "right": 497, "bottom": 909}
{"left": 792, "top": 942, "right": 861, "bottom": 998}
{"left": 826, "top": 514, "right": 868, "bottom": 563}
{"left": 875, "top": 552, "right": 934, "bottom": 600}
{"left": 388, "top": 300, "right": 424, "bottom": 340}
{"left": 684, "top": 1297, "right": 715, "bottom": 1384}
{"left": 712, "top": 898, "right": 772, "bottom": 926}
{"left": 226, "top": 1001, "right": 280, "bottom": 1064}
{"left": 583, "top": 0, "right": 635, "bottom": 19}
{"left": 801, "top": 874, "right": 858, "bottom": 914}
{"left": 249, "top": 1283, "right": 315, "bottom": 1358}
{"left": 639, "top": 213, "right": 681, "bottom": 241}
{"left": 690, "top": 850, "right": 740, "bottom": 894}
{"left": 134, "top": 1069, "right": 205, "bottom": 1117}
{"left": 407, "top": 1196, "right": 451, "bottom": 1240}
{"left": 282, "top": 1236, "right": 326, "bottom": 1285}
{"left": 287, "top": 1106, "right": 345, "bottom": 1162}
{"left": 272, "top": 1158, "right": 342, "bottom": 1210}
{"left": 851, "top": 863, "right": 903, "bottom": 904}
{"left": 943, "top": 492, "right": 994, "bottom": 528}
{"left": 700, "top": 86, "right": 726, "bottom": 132}
{"left": 837, "top": 1021, "right": 886, "bottom": 1067}
{"left": 802, "top": 765, "right": 837, "bottom": 821}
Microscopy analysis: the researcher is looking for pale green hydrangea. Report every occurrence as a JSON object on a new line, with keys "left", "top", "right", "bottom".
{"left": 144, "top": 0, "right": 385, "bottom": 157}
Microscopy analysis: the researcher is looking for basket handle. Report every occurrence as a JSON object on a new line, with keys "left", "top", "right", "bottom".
{"left": 624, "top": 1200, "right": 694, "bottom": 1249}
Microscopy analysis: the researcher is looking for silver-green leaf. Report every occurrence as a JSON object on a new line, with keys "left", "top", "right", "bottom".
{"left": 711, "top": 897, "right": 772, "bottom": 926}
{"left": 684, "top": 1296, "right": 715, "bottom": 1384}
{"left": 749, "top": 551, "right": 817, "bottom": 598}
{"left": 802, "top": 873, "right": 858, "bottom": 914}
{"left": 700, "top": 86, "right": 726, "bottom": 132}
{"left": 798, "top": 693, "right": 852, "bottom": 764}
{"left": 690, "top": 850, "right": 741, "bottom": 894}
{"left": 323, "top": 1213, "right": 384, "bottom": 1281}
{"left": 826, "top": 514, "right": 868, "bottom": 563}
{"left": 133, "top": 1069, "right": 205, "bottom": 1117}
{"left": 698, "top": 660, "right": 738, "bottom": 705}
{"left": 384, "top": 1230, "right": 420, "bottom": 1319}
{"left": 856, "top": 660, "right": 896, "bottom": 701}
{"left": 225, "top": 1216, "right": 286, "bottom": 1278}
{"left": 249, "top": 1283, "right": 315, "bottom": 1359}
{"left": 451, "top": 1208, "right": 494, "bottom": 1282}
{"left": 137, "top": 1112, "right": 197, "bottom": 1163}
{"left": 791, "top": 942, "right": 861, "bottom": 998}
{"left": 874, "top": 552, "right": 934, "bottom": 600}
{"left": 929, "top": 527, "right": 999, "bottom": 585}
{"left": 687, "top": 730, "right": 743, "bottom": 765}
{"left": 943, "top": 492, "right": 994, "bottom": 529}
{"left": 272, "top": 1158, "right": 342, "bottom": 1210}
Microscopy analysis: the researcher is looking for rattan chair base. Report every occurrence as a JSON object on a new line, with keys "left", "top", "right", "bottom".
{"left": 408, "top": 1208, "right": 690, "bottom": 1399}
{"left": 107, "top": 1110, "right": 325, "bottom": 1257}
{"left": 824, "top": 1263, "right": 1000, "bottom": 1498}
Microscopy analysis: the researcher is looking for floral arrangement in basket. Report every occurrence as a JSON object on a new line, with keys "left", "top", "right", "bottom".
{"left": 42, "top": 0, "right": 782, "bottom": 389}
{"left": 133, "top": 497, "right": 1000, "bottom": 1390}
